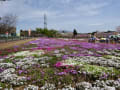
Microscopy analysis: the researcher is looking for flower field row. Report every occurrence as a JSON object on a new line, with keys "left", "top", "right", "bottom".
{"left": 0, "top": 38, "right": 120, "bottom": 90}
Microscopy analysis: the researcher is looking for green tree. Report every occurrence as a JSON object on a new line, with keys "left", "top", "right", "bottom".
{"left": 36, "top": 28, "right": 58, "bottom": 37}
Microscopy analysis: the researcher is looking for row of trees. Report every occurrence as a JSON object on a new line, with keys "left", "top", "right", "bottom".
{"left": 36, "top": 28, "right": 59, "bottom": 37}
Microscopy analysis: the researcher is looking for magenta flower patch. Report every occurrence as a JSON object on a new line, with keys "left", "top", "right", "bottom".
{"left": 54, "top": 62, "right": 63, "bottom": 68}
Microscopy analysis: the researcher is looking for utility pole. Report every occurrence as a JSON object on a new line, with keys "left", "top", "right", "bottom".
{"left": 44, "top": 14, "right": 47, "bottom": 29}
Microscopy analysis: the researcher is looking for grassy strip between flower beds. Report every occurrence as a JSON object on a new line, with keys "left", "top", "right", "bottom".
{"left": 0, "top": 38, "right": 37, "bottom": 49}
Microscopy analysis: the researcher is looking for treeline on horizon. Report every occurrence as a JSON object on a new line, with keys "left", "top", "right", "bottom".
{"left": 36, "top": 28, "right": 60, "bottom": 37}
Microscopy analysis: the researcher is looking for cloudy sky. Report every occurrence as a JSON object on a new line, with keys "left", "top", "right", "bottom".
{"left": 0, "top": 0, "right": 120, "bottom": 33}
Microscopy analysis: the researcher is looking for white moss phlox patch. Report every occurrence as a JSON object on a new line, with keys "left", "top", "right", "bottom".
{"left": 13, "top": 50, "right": 44, "bottom": 57}
{"left": 62, "top": 58, "right": 83, "bottom": 66}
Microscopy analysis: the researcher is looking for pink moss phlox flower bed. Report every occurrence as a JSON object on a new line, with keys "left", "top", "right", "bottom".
{"left": 0, "top": 38, "right": 120, "bottom": 89}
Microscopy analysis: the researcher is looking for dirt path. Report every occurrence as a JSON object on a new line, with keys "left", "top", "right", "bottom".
{"left": 0, "top": 38, "right": 37, "bottom": 49}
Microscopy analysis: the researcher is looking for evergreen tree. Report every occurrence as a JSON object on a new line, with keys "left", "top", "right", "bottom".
{"left": 73, "top": 29, "right": 77, "bottom": 38}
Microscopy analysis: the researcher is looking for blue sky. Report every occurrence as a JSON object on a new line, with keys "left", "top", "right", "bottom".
{"left": 0, "top": 0, "right": 120, "bottom": 33}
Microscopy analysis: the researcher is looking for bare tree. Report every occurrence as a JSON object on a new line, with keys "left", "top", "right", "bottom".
{"left": 0, "top": 0, "right": 11, "bottom": 5}
{"left": 0, "top": 0, "right": 11, "bottom": 1}
{"left": 0, "top": 14, "right": 17, "bottom": 34}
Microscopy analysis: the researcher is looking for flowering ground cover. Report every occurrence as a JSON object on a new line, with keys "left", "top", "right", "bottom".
{"left": 0, "top": 38, "right": 120, "bottom": 90}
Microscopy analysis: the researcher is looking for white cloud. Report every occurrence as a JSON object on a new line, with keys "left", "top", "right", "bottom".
{"left": 89, "top": 23, "right": 104, "bottom": 26}
{"left": 0, "top": 0, "right": 110, "bottom": 19}
{"left": 60, "top": 0, "right": 73, "bottom": 4}
{"left": 0, "top": 0, "right": 115, "bottom": 33}
{"left": 0, "top": 0, "right": 58, "bottom": 21}
{"left": 76, "top": 2, "right": 109, "bottom": 16}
